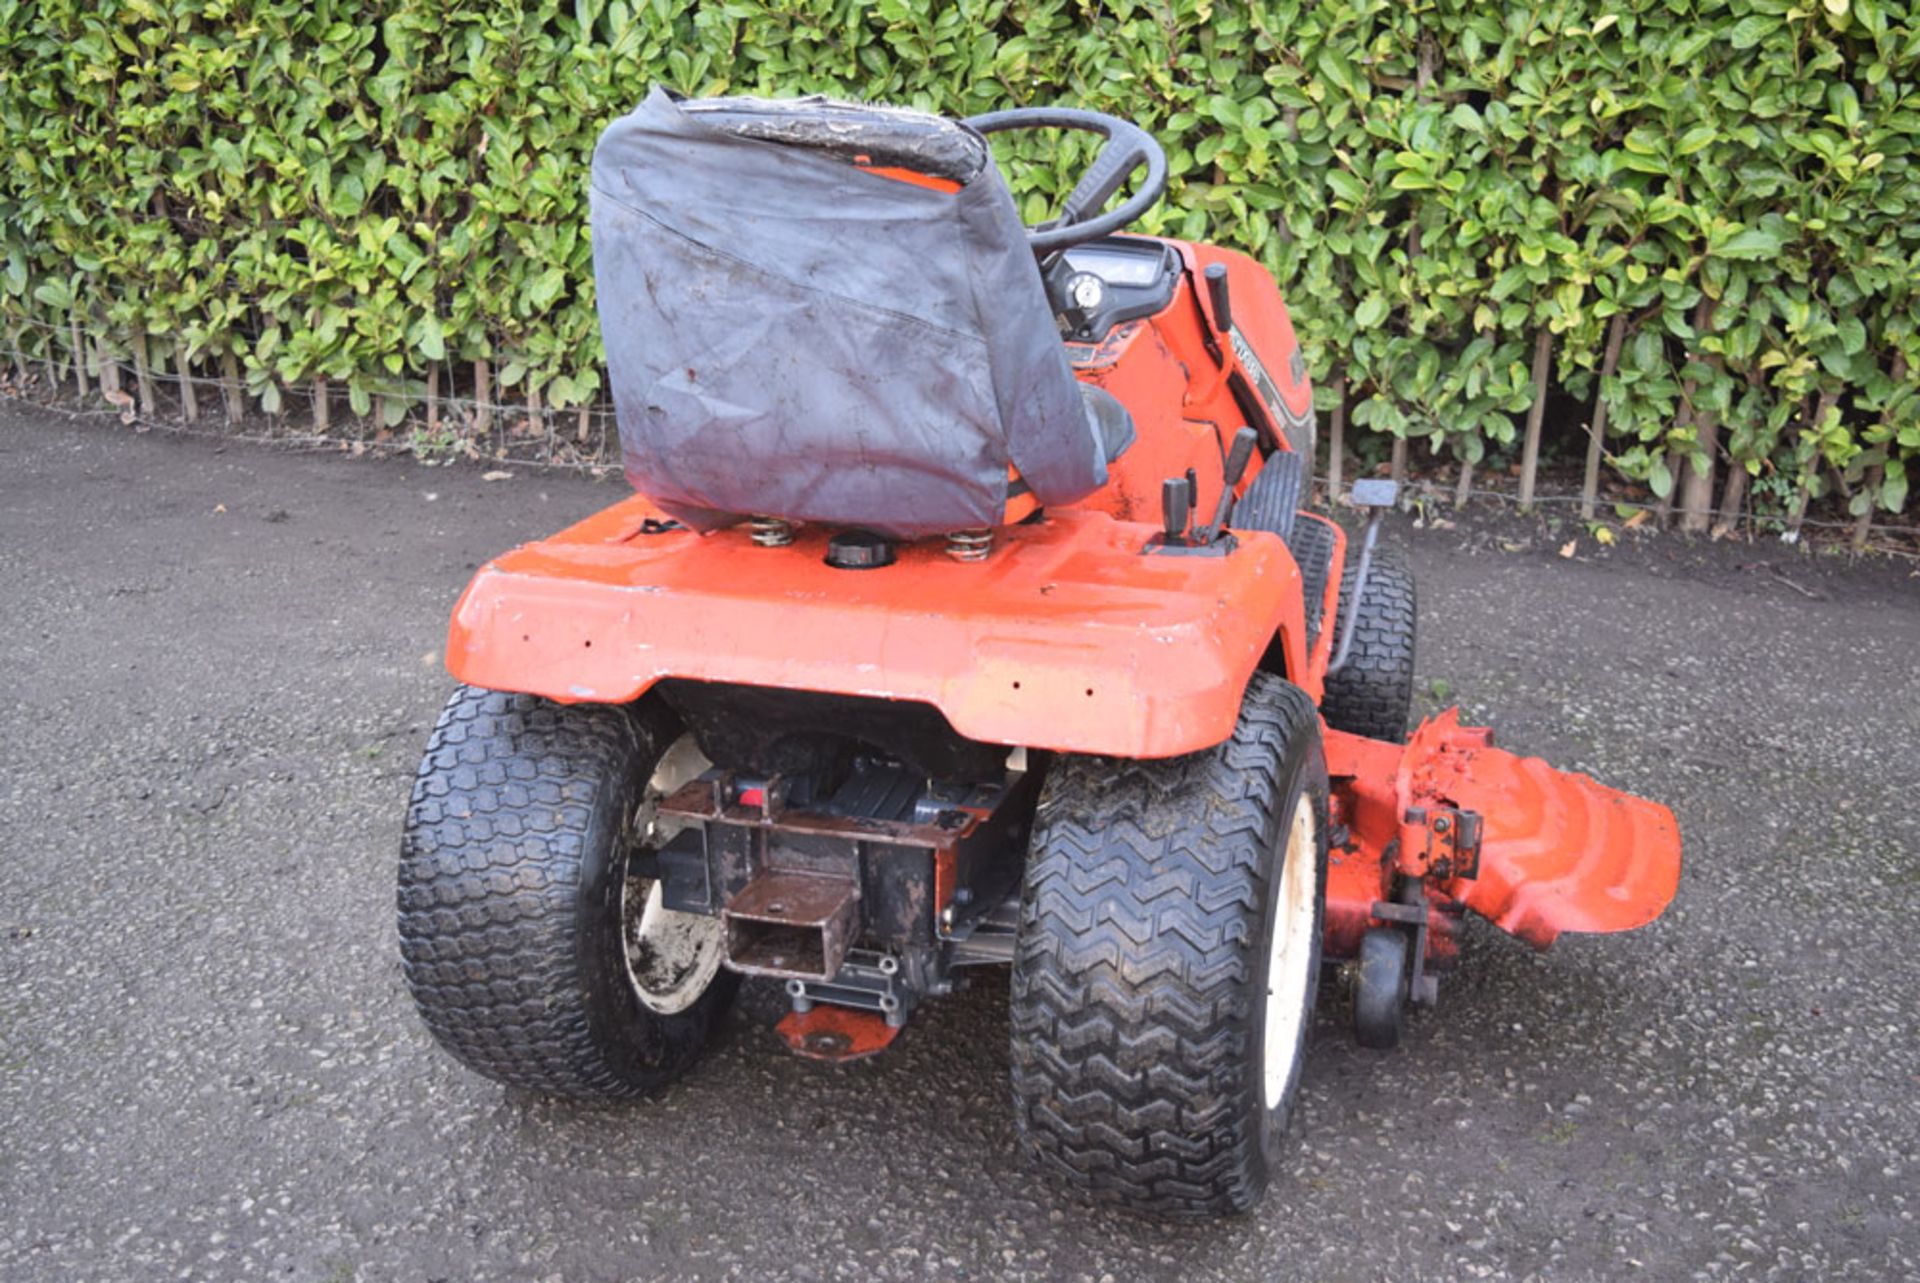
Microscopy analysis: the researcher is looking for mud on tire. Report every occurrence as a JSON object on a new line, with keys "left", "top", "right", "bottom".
{"left": 397, "top": 686, "right": 737, "bottom": 1099}
{"left": 1009, "top": 671, "right": 1329, "bottom": 1217}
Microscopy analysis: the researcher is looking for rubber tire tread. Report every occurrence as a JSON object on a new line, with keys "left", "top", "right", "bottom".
{"left": 1010, "top": 671, "right": 1329, "bottom": 1218}
{"left": 1352, "top": 928, "right": 1410, "bottom": 1050}
{"left": 1232, "top": 451, "right": 1303, "bottom": 543}
{"left": 397, "top": 685, "right": 736, "bottom": 1099}
{"left": 1282, "top": 513, "right": 1339, "bottom": 656}
{"left": 1321, "top": 544, "right": 1417, "bottom": 743}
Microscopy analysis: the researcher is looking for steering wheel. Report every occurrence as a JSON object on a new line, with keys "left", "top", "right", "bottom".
{"left": 962, "top": 107, "right": 1168, "bottom": 256}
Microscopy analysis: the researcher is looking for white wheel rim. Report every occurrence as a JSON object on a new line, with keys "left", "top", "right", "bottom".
{"left": 1262, "top": 793, "right": 1320, "bottom": 1110}
{"left": 621, "top": 734, "right": 727, "bottom": 1016}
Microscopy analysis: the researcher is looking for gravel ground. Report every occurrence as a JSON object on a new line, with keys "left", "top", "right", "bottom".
{"left": 2, "top": 403, "right": 1917, "bottom": 1283}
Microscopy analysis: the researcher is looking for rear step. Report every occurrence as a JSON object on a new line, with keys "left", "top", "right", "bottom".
{"left": 722, "top": 869, "right": 859, "bottom": 981}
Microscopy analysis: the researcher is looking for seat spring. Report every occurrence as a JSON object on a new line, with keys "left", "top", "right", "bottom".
{"left": 946, "top": 528, "right": 993, "bottom": 562}
{"left": 750, "top": 516, "right": 796, "bottom": 547}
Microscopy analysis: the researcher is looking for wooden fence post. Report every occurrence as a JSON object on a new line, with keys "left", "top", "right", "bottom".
{"left": 132, "top": 332, "right": 156, "bottom": 416}
{"left": 1675, "top": 298, "right": 1721, "bottom": 532}
{"left": 1852, "top": 353, "right": 1908, "bottom": 549}
{"left": 176, "top": 347, "right": 199, "bottom": 423}
{"left": 1579, "top": 313, "right": 1627, "bottom": 519}
{"left": 1327, "top": 374, "right": 1347, "bottom": 504}
{"left": 69, "top": 314, "right": 88, "bottom": 398}
{"left": 219, "top": 351, "right": 243, "bottom": 425}
{"left": 97, "top": 337, "right": 121, "bottom": 401}
{"left": 473, "top": 358, "right": 493, "bottom": 440}
{"left": 1518, "top": 328, "right": 1552, "bottom": 510}
{"left": 1785, "top": 389, "right": 1840, "bottom": 542}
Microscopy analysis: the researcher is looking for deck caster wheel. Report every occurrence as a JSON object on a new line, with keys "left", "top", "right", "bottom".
{"left": 1353, "top": 927, "right": 1411, "bottom": 1050}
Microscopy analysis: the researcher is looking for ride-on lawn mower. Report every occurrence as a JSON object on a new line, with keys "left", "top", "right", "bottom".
{"left": 398, "top": 91, "right": 1681, "bottom": 1217}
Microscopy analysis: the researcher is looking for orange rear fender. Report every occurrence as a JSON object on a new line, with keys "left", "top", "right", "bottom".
{"left": 446, "top": 498, "right": 1310, "bottom": 759}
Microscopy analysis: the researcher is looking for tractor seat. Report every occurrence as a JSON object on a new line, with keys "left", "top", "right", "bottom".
{"left": 688, "top": 98, "right": 1135, "bottom": 472}
{"left": 678, "top": 95, "right": 991, "bottom": 186}
{"left": 591, "top": 89, "right": 1119, "bottom": 539}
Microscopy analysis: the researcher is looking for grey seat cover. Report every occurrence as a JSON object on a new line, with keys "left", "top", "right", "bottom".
{"left": 590, "top": 89, "right": 1109, "bottom": 537}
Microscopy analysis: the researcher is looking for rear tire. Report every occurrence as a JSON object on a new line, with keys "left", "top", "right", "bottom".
{"left": 1010, "top": 672, "right": 1329, "bottom": 1217}
{"left": 397, "top": 686, "right": 737, "bottom": 1099}
{"left": 1321, "top": 544, "right": 1417, "bottom": 743}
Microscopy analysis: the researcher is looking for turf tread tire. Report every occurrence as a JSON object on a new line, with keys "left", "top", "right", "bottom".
{"left": 1233, "top": 452, "right": 1304, "bottom": 543}
{"left": 1282, "top": 513, "right": 1339, "bottom": 655}
{"left": 1010, "top": 672, "right": 1329, "bottom": 1217}
{"left": 1321, "top": 545, "right": 1417, "bottom": 743}
{"left": 397, "top": 685, "right": 735, "bottom": 1099}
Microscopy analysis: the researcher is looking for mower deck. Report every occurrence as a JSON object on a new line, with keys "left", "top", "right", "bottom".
{"left": 1325, "top": 712, "right": 1681, "bottom": 957}
{"left": 446, "top": 495, "right": 1309, "bottom": 758}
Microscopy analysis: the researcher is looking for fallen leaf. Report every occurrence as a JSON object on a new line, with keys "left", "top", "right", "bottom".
{"left": 1594, "top": 526, "right": 1616, "bottom": 546}
{"left": 1558, "top": 539, "right": 1577, "bottom": 558}
{"left": 1622, "top": 509, "right": 1650, "bottom": 530}
{"left": 212, "top": 503, "right": 227, "bottom": 514}
{"left": 482, "top": 470, "right": 515, "bottom": 482}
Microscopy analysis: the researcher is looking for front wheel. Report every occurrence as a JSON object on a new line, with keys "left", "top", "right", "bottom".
{"left": 1010, "top": 671, "right": 1329, "bottom": 1217}
{"left": 397, "top": 686, "right": 737, "bottom": 1099}
{"left": 1322, "top": 544, "right": 1417, "bottom": 743}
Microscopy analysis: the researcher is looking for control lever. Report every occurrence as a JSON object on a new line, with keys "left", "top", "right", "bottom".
{"left": 1198, "top": 427, "right": 1260, "bottom": 541}
{"left": 1204, "top": 263, "right": 1233, "bottom": 334}
{"left": 1160, "top": 476, "right": 1192, "bottom": 543}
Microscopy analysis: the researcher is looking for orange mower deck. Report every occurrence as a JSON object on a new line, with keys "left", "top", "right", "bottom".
{"left": 1324, "top": 712, "right": 1681, "bottom": 960}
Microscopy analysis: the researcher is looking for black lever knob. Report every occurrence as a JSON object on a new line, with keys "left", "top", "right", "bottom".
{"left": 1161, "top": 477, "right": 1192, "bottom": 541}
{"left": 1204, "top": 262, "right": 1233, "bottom": 334}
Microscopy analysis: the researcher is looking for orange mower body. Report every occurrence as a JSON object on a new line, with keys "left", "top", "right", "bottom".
{"left": 400, "top": 93, "right": 1680, "bottom": 1219}
{"left": 446, "top": 232, "right": 1678, "bottom": 967}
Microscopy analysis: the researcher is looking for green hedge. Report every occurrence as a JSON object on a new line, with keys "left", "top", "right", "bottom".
{"left": 3, "top": 0, "right": 1916, "bottom": 527}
